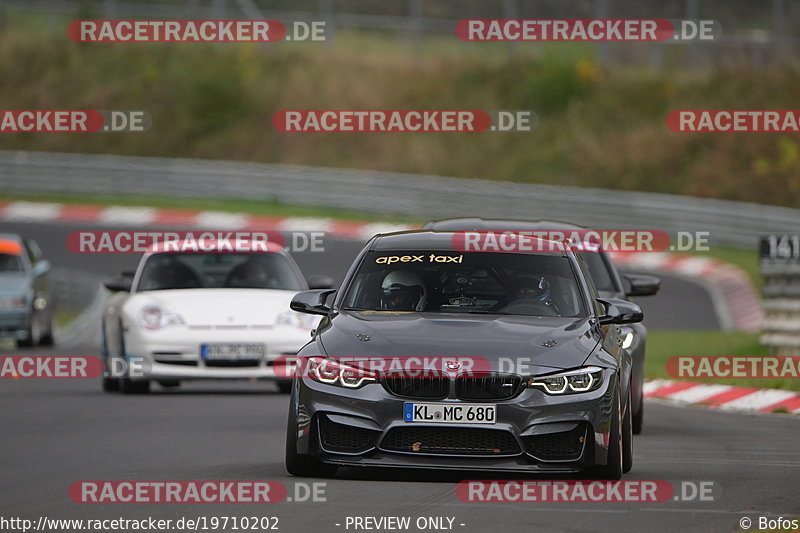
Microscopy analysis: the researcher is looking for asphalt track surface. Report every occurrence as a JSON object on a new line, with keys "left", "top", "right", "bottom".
{"left": 4, "top": 220, "right": 797, "bottom": 533}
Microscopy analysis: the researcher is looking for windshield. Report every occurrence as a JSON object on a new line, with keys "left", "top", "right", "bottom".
{"left": 136, "top": 252, "right": 306, "bottom": 292}
{"left": 342, "top": 251, "right": 586, "bottom": 318}
{"left": 0, "top": 253, "right": 24, "bottom": 273}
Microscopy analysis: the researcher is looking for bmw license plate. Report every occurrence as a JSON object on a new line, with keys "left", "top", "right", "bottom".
{"left": 201, "top": 343, "right": 266, "bottom": 360}
{"left": 403, "top": 403, "right": 496, "bottom": 425}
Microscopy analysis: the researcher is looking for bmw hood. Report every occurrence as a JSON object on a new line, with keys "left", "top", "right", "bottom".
{"left": 318, "top": 311, "right": 600, "bottom": 371}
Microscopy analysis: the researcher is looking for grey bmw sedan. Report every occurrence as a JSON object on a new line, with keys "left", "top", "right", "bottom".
{"left": 285, "top": 230, "right": 642, "bottom": 479}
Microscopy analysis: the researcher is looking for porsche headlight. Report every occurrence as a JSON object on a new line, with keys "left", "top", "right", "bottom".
{"left": 618, "top": 326, "right": 635, "bottom": 350}
{"left": 275, "top": 309, "right": 319, "bottom": 330}
{"left": 528, "top": 366, "right": 605, "bottom": 395}
{"left": 137, "top": 305, "right": 184, "bottom": 330}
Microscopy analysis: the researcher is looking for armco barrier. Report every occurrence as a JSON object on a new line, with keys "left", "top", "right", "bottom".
{"left": 1, "top": 150, "right": 800, "bottom": 249}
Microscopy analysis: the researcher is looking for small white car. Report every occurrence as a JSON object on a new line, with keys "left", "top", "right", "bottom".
{"left": 101, "top": 240, "right": 329, "bottom": 394}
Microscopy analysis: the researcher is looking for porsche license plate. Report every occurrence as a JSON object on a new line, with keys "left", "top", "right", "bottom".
{"left": 201, "top": 343, "right": 266, "bottom": 360}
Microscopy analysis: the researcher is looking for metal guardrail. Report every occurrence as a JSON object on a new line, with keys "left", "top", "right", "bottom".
{"left": 1, "top": 150, "right": 799, "bottom": 249}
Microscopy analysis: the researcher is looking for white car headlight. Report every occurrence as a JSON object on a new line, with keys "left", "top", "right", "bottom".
{"left": 137, "top": 305, "right": 184, "bottom": 330}
{"left": 275, "top": 309, "right": 319, "bottom": 330}
{"left": 528, "top": 366, "right": 605, "bottom": 395}
{"left": 618, "top": 326, "right": 635, "bottom": 350}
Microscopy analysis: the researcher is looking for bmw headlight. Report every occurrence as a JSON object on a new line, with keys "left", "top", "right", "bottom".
{"left": 304, "top": 357, "right": 377, "bottom": 389}
{"left": 618, "top": 326, "right": 635, "bottom": 350}
{"left": 275, "top": 309, "right": 319, "bottom": 330}
{"left": 137, "top": 305, "right": 184, "bottom": 330}
{"left": 528, "top": 366, "right": 605, "bottom": 395}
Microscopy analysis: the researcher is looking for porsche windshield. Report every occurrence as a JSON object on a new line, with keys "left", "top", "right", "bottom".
{"left": 136, "top": 252, "right": 306, "bottom": 291}
{"left": 342, "top": 251, "right": 587, "bottom": 318}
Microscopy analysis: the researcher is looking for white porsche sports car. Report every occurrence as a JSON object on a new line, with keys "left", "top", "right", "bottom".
{"left": 101, "top": 240, "right": 330, "bottom": 394}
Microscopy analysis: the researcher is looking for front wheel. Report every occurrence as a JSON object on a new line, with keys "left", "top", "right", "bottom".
{"left": 38, "top": 312, "right": 55, "bottom": 346}
{"left": 285, "top": 395, "right": 338, "bottom": 477}
{"left": 591, "top": 385, "right": 624, "bottom": 480}
{"left": 632, "top": 392, "right": 644, "bottom": 435}
{"left": 622, "top": 387, "right": 633, "bottom": 473}
{"left": 120, "top": 378, "right": 150, "bottom": 394}
{"left": 15, "top": 312, "right": 40, "bottom": 348}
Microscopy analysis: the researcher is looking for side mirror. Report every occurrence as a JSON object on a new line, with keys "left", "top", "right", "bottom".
{"left": 291, "top": 289, "right": 336, "bottom": 316}
{"left": 25, "top": 239, "right": 43, "bottom": 262}
{"left": 597, "top": 298, "right": 643, "bottom": 325}
{"left": 623, "top": 273, "right": 661, "bottom": 297}
{"left": 31, "top": 260, "right": 50, "bottom": 276}
{"left": 306, "top": 274, "right": 336, "bottom": 290}
{"left": 104, "top": 277, "right": 133, "bottom": 292}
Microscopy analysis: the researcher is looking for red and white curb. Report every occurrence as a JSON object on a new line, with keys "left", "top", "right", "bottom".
{"left": 1, "top": 200, "right": 763, "bottom": 332}
{"left": 0, "top": 201, "right": 412, "bottom": 242}
{"left": 644, "top": 379, "right": 800, "bottom": 415}
{"left": 609, "top": 251, "right": 764, "bottom": 332}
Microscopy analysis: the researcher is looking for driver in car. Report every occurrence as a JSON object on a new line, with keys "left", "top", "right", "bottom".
{"left": 227, "top": 257, "right": 274, "bottom": 288}
{"left": 509, "top": 275, "right": 556, "bottom": 310}
{"left": 381, "top": 270, "right": 427, "bottom": 311}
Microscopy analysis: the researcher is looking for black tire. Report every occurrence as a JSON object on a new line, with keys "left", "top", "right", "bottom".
{"left": 632, "top": 391, "right": 644, "bottom": 435}
{"left": 102, "top": 376, "right": 120, "bottom": 392}
{"left": 38, "top": 315, "right": 55, "bottom": 346}
{"left": 15, "top": 312, "right": 39, "bottom": 348}
{"left": 285, "top": 395, "right": 338, "bottom": 477}
{"left": 622, "top": 387, "right": 633, "bottom": 474}
{"left": 591, "top": 384, "right": 623, "bottom": 480}
{"left": 100, "top": 324, "right": 119, "bottom": 392}
{"left": 277, "top": 380, "right": 293, "bottom": 394}
{"left": 121, "top": 378, "right": 150, "bottom": 394}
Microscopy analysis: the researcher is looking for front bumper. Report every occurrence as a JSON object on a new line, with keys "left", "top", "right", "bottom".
{"left": 121, "top": 325, "right": 311, "bottom": 381}
{"left": 0, "top": 309, "right": 29, "bottom": 339}
{"left": 292, "top": 370, "right": 617, "bottom": 472}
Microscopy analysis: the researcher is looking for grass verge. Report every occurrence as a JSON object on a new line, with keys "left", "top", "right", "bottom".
{"left": 646, "top": 330, "right": 798, "bottom": 393}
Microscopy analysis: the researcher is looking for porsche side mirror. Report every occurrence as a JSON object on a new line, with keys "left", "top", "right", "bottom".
{"left": 104, "top": 277, "right": 132, "bottom": 292}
